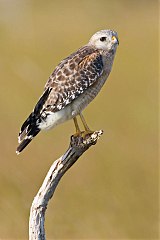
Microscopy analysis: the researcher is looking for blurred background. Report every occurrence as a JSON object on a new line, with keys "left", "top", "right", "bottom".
{"left": 0, "top": 0, "right": 158, "bottom": 239}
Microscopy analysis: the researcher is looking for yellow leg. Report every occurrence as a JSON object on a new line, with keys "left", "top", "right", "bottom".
{"left": 73, "top": 117, "right": 81, "bottom": 134}
{"left": 79, "top": 113, "right": 92, "bottom": 132}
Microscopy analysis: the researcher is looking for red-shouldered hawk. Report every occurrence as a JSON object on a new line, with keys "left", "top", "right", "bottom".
{"left": 16, "top": 29, "right": 119, "bottom": 154}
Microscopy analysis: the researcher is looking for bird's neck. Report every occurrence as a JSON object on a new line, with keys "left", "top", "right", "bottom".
{"left": 101, "top": 50, "right": 116, "bottom": 76}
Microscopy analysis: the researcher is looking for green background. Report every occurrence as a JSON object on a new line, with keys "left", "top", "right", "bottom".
{"left": 0, "top": 0, "right": 158, "bottom": 239}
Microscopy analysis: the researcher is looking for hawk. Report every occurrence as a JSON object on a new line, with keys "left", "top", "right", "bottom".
{"left": 16, "top": 29, "right": 119, "bottom": 154}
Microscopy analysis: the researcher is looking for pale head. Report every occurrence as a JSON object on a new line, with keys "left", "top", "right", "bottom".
{"left": 88, "top": 30, "right": 119, "bottom": 51}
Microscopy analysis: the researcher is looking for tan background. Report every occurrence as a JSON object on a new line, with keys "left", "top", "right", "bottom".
{"left": 0, "top": 0, "right": 158, "bottom": 239}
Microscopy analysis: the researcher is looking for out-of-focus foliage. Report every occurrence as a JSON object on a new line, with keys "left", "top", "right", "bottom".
{"left": 0, "top": 0, "right": 158, "bottom": 239}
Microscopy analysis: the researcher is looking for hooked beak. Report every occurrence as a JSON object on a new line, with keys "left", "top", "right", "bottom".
{"left": 112, "top": 35, "right": 119, "bottom": 45}
{"left": 116, "top": 38, "right": 119, "bottom": 45}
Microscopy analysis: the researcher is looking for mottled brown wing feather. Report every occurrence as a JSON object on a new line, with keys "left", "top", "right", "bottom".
{"left": 42, "top": 45, "right": 104, "bottom": 113}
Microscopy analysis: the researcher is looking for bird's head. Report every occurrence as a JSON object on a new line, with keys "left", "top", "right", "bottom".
{"left": 88, "top": 29, "right": 119, "bottom": 52}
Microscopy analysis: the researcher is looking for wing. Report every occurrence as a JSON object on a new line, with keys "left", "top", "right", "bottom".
{"left": 38, "top": 46, "right": 104, "bottom": 115}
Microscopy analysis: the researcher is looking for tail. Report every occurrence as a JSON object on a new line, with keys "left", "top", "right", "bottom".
{"left": 16, "top": 113, "right": 40, "bottom": 155}
{"left": 16, "top": 87, "right": 52, "bottom": 155}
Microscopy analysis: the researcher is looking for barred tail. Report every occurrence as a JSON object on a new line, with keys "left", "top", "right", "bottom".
{"left": 16, "top": 87, "right": 52, "bottom": 155}
{"left": 16, "top": 127, "right": 40, "bottom": 155}
{"left": 16, "top": 113, "right": 40, "bottom": 155}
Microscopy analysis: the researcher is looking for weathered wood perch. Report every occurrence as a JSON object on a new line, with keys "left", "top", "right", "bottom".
{"left": 29, "top": 130, "right": 103, "bottom": 240}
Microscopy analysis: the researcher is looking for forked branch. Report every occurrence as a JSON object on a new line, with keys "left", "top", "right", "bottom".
{"left": 29, "top": 130, "right": 103, "bottom": 240}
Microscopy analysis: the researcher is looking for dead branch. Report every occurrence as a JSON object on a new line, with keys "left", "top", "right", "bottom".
{"left": 29, "top": 130, "right": 103, "bottom": 240}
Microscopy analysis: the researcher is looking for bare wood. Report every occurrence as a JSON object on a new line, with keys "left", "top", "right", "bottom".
{"left": 29, "top": 130, "right": 103, "bottom": 240}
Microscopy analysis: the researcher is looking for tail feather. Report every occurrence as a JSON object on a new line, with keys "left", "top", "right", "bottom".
{"left": 16, "top": 112, "right": 40, "bottom": 155}
{"left": 18, "top": 112, "right": 34, "bottom": 142}
{"left": 16, "top": 87, "right": 52, "bottom": 155}
{"left": 16, "top": 127, "right": 40, "bottom": 155}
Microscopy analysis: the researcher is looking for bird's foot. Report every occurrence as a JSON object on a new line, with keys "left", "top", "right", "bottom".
{"left": 81, "top": 130, "right": 94, "bottom": 139}
{"left": 73, "top": 130, "right": 94, "bottom": 139}
{"left": 71, "top": 130, "right": 103, "bottom": 148}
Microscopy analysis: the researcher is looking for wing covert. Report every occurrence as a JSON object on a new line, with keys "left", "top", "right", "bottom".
{"left": 42, "top": 46, "right": 104, "bottom": 113}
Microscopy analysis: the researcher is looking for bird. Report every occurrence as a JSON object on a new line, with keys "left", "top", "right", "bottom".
{"left": 16, "top": 29, "right": 119, "bottom": 155}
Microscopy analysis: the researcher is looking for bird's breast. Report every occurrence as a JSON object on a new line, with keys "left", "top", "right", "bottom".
{"left": 70, "top": 72, "right": 109, "bottom": 115}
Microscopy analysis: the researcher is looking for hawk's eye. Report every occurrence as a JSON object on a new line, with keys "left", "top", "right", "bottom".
{"left": 100, "top": 37, "right": 106, "bottom": 42}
